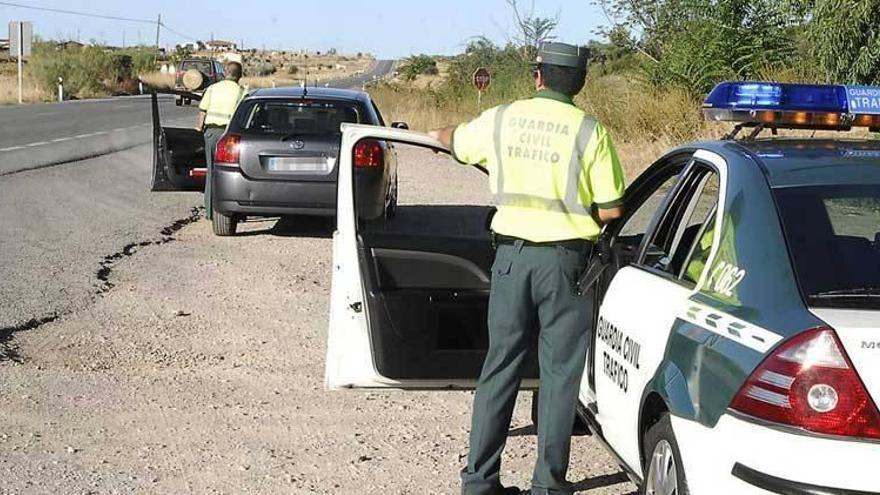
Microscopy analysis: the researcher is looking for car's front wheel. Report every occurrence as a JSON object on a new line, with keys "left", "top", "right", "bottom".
{"left": 642, "top": 413, "right": 689, "bottom": 495}
{"left": 212, "top": 211, "right": 238, "bottom": 236}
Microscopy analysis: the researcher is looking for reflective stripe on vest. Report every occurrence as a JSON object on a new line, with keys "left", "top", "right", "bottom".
{"left": 491, "top": 108, "right": 597, "bottom": 217}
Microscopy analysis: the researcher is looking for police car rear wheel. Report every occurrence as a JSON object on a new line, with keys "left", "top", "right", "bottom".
{"left": 643, "top": 414, "right": 689, "bottom": 495}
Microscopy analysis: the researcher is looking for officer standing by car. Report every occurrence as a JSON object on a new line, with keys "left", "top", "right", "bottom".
{"left": 195, "top": 61, "right": 246, "bottom": 219}
{"left": 429, "top": 42, "right": 626, "bottom": 495}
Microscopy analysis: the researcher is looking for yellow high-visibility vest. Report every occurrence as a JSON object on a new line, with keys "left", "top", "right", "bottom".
{"left": 199, "top": 80, "right": 246, "bottom": 127}
{"left": 452, "top": 89, "right": 626, "bottom": 242}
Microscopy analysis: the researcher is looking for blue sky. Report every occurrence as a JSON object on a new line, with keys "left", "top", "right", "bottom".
{"left": 1, "top": 0, "right": 608, "bottom": 58}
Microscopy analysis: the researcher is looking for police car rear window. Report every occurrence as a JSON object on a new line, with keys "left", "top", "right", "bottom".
{"left": 235, "top": 100, "right": 362, "bottom": 135}
{"left": 774, "top": 185, "right": 880, "bottom": 309}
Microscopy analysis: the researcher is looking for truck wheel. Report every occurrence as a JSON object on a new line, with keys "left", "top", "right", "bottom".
{"left": 175, "top": 97, "right": 182, "bottom": 107}
{"left": 184, "top": 98, "right": 192, "bottom": 106}
{"left": 642, "top": 414, "right": 689, "bottom": 495}
{"left": 212, "top": 211, "right": 238, "bottom": 236}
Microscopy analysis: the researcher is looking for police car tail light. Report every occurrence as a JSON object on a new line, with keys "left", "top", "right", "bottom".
{"left": 354, "top": 139, "right": 383, "bottom": 168}
{"left": 215, "top": 134, "right": 241, "bottom": 166}
{"left": 731, "top": 327, "right": 880, "bottom": 440}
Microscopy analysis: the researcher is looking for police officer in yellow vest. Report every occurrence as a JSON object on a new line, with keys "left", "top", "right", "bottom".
{"left": 429, "top": 42, "right": 626, "bottom": 495}
{"left": 196, "top": 61, "right": 246, "bottom": 219}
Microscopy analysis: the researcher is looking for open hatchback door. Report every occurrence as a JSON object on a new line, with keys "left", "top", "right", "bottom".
{"left": 150, "top": 90, "right": 208, "bottom": 192}
{"left": 325, "top": 123, "right": 539, "bottom": 390}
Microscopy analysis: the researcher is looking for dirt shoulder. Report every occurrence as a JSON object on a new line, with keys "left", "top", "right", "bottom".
{"left": 0, "top": 147, "right": 635, "bottom": 494}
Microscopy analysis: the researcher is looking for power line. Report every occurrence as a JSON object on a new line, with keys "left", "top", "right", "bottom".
{"left": 0, "top": 1, "right": 208, "bottom": 45}
{"left": 160, "top": 23, "right": 200, "bottom": 43}
{"left": 0, "top": 1, "right": 154, "bottom": 24}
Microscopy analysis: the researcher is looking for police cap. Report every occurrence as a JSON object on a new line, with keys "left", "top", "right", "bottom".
{"left": 535, "top": 42, "right": 589, "bottom": 69}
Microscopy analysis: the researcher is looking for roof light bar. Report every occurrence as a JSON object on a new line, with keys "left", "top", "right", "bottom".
{"left": 703, "top": 81, "right": 880, "bottom": 131}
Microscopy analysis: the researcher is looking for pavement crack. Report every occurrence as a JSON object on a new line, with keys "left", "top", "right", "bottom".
{"left": 0, "top": 313, "right": 59, "bottom": 363}
{"left": 95, "top": 206, "right": 203, "bottom": 295}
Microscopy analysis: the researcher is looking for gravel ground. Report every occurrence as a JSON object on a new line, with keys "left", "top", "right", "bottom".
{"left": 0, "top": 145, "right": 637, "bottom": 494}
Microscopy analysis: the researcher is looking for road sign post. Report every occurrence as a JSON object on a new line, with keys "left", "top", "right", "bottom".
{"left": 473, "top": 67, "right": 491, "bottom": 112}
{"left": 9, "top": 21, "right": 33, "bottom": 105}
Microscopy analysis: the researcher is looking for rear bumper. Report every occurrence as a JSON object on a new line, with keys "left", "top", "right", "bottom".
{"left": 732, "top": 463, "right": 880, "bottom": 495}
{"left": 213, "top": 167, "right": 336, "bottom": 217}
{"left": 672, "top": 414, "right": 880, "bottom": 494}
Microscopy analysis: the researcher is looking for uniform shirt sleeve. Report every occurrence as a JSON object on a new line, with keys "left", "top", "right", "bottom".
{"left": 450, "top": 106, "right": 499, "bottom": 166}
{"left": 198, "top": 86, "right": 212, "bottom": 112}
{"left": 585, "top": 122, "right": 625, "bottom": 209}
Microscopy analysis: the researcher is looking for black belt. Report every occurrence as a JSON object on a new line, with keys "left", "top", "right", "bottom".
{"left": 493, "top": 233, "right": 593, "bottom": 251}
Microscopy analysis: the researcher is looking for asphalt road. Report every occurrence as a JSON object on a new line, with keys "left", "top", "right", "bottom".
{"left": 0, "top": 59, "right": 395, "bottom": 338}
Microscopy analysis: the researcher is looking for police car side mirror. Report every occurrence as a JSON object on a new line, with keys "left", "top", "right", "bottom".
{"left": 391, "top": 121, "right": 409, "bottom": 130}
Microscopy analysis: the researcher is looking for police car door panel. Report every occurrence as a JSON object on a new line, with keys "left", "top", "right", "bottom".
{"left": 325, "top": 124, "right": 540, "bottom": 389}
{"left": 150, "top": 91, "right": 206, "bottom": 192}
{"left": 594, "top": 268, "right": 691, "bottom": 473}
{"left": 583, "top": 153, "right": 692, "bottom": 396}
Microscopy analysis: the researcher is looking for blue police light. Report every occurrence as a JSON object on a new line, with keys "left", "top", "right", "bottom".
{"left": 703, "top": 81, "right": 880, "bottom": 131}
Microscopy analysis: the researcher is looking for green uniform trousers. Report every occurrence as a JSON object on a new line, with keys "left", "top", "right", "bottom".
{"left": 203, "top": 126, "right": 225, "bottom": 220}
{"left": 462, "top": 240, "right": 592, "bottom": 495}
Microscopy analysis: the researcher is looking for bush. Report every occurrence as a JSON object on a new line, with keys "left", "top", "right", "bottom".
{"left": 287, "top": 64, "right": 299, "bottom": 75}
{"left": 398, "top": 54, "right": 439, "bottom": 82}
{"left": 254, "top": 62, "right": 276, "bottom": 76}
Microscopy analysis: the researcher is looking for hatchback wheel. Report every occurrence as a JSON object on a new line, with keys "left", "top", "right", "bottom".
{"left": 212, "top": 211, "right": 238, "bottom": 236}
{"left": 643, "top": 414, "right": 689, "bottom": 495}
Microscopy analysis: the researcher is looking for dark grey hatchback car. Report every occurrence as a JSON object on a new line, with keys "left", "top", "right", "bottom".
{"left": 150, "top": 87, "right": 400, "bottom": 236}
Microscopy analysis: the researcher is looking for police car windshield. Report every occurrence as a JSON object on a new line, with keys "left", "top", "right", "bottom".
{"left": 774, "top": 184, "right": 880, "bottom": 309}
{"left": 234, "top": 99, "right": 361, "bottom": 135}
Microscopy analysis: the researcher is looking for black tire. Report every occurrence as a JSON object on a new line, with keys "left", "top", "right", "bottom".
{"left": 530, "top": 389, "right": 590, "bottom": 436}
{"left": 212, "top": 211, "right": 238, "bottom": 236}
{"left": 174, "top": 97, "right": 182, "bottom": 107}
{"left": 184, "top": 98, "right": 192, "bottom": 106}
{"left": 385, "top": 179, "right": 398, "bottom": 220}
{"left": 642, "top": 414, "right": 689, "bottom": 495}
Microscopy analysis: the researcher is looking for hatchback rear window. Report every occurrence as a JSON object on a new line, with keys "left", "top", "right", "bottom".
{"left": 775, "top": 184, "right": 880, "bottom": 308}
{"left": 180, "top": 60, "right": 213, "bottom": 74}
{"left": 235, "top": 100, "right": 362, "bottom": 135}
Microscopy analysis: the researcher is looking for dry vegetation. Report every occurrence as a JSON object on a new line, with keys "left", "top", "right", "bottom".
{"left": 0, "top": 75, "right": 48, "bottom": 105}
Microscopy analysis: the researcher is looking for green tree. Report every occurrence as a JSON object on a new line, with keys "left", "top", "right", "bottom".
{"left": 809, "top": 0, "right": 880, "bottom": 84}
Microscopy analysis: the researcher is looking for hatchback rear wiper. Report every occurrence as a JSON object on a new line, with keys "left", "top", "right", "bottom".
{"left": 810, "top": 286, "right": 880, "bottom": 298}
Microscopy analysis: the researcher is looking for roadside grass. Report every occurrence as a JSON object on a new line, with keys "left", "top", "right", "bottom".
{"left": 0, "top": 75, "right": 49, "bottom": 104}
{"left": 139, "top": 72, "right": 174, "bottom": 91}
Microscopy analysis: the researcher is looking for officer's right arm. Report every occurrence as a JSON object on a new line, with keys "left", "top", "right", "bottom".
{"left": 448, "top": 108, "right": 498, "bottom": 166}
{"left": 585, "top": 123, "right": 626, "bottom": 224}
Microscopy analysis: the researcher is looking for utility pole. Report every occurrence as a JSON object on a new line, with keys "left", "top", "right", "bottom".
{"left": 155, "top": 14, "right": 161, "bottom": 49}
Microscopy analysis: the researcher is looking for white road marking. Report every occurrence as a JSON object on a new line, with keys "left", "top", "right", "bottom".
{"left": 25, "top": 141, "right": 50, "bottom": 147}
{"left": 74, "top": 133, "right": 96, "bottom": 139}
{"left": 51, "top": 137, "right": 74, "bottom": 143}
{"left": 0, "top": 146, "right": 24, "bottom": 152}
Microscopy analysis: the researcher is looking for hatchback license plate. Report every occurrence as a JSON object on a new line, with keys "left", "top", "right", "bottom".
{"left": 264, "top": 156, "right": 331, "bottom": 173}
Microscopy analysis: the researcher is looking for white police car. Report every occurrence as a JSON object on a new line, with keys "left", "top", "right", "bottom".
{"left": 325, "top": 82, "right": 880, "bottom": 494}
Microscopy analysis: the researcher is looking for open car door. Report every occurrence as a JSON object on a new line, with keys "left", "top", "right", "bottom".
{"left": 325, "top": 123, "right": 539, "bottom": 390}
{"left": 150, "top": 90, "right": 208, "bottom": 192}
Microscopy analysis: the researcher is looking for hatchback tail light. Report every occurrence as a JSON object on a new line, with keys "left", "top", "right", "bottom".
{"left": 731, "top": 326, "right": 880, "bottom": 440}
{"left": 214, "top": 134, "right": 241, "bottom": 166}
{"left": 354, "top": 139, "right": 383, "bottom": 168}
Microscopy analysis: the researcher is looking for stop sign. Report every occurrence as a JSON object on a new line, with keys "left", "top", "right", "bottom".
{"left": 473, "top": 67, "right": 491, "bottom": 91}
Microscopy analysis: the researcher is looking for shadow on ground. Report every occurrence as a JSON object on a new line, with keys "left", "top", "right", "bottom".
{"left": 236, "top": 216, "right": 335, "bottom": 239}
